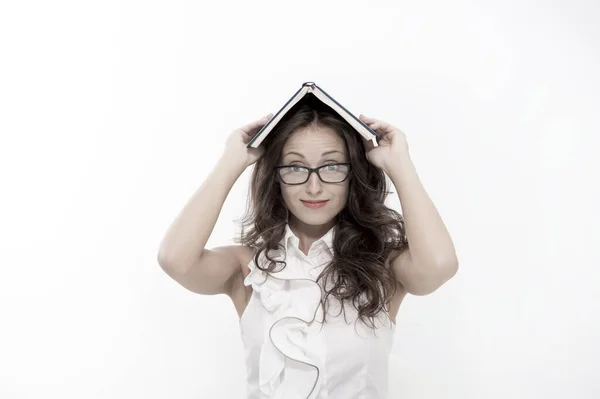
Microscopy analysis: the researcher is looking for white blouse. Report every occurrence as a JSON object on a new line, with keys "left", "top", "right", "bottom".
{"left": 239, "top": 223, "right": 396, "bottom": 399}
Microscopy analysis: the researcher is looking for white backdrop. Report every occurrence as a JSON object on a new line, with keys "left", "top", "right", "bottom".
{"left": 1, "top": 0, "right": 599, "bottom": 398}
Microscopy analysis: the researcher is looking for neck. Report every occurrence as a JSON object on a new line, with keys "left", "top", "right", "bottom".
{"left": 288, "top": 216, "right": 336, "bottom": 255}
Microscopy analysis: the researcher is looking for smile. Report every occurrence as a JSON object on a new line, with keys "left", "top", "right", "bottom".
{"left": 301, "top": 200, "right": 329, "bottom": 209}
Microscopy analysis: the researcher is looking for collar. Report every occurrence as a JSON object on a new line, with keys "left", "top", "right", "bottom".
{"left": 283, "top": 223, "right": 336, "bottom": 256}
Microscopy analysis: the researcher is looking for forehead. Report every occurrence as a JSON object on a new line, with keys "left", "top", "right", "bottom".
{"left": 282, "top": 125, "right": 346, "bottom": 158}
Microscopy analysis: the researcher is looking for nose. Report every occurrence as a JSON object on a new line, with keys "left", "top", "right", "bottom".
{"left": 305, "top": 170, "right": 323, "bottom": 194}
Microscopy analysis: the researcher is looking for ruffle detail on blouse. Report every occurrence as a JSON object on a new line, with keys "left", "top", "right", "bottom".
{"left": 243, "top": 249, "right": 329, "bottom": 399}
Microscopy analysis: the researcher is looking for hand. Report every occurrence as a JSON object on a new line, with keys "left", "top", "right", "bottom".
{"left": 224, "top": 113, "right": 273, "bottom": 168}
{"left": 359, "top": 114, "right": 409, "bottom": 172}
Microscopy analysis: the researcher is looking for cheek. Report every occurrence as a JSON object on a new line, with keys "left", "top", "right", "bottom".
{"left": 280, "top": 186, "right": 296, "bottom": 204}
{"left": 333, "top": 185, "right": 350, "bottom": 205}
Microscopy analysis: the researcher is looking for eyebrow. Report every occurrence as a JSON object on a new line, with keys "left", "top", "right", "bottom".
{"left": 283, "top": 150, "right": 344, "bottom": 159}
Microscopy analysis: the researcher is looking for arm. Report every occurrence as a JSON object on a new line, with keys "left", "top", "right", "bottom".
{"left": 157, "top": 112, "right": 271, "bottom": 296}
{"left": 387, "top": 154, "right": 459, "bottom": 296}
{"left": 357, "top": 113, "right": 458, "bottom": 296}
{"left": 157, "top": 155, "right": 247, "bottom": 296}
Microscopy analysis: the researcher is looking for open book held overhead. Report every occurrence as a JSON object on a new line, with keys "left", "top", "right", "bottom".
{"left": 246, "top": 81, "right": 380, "bottom": 148}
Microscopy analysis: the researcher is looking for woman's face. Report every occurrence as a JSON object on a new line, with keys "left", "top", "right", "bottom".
{"left": 278, "top": 125, "right": 350, "bottom": 228}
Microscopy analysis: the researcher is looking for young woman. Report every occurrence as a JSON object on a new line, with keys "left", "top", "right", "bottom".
{"left": 157, "top": 99, "right": 458, "bottom": 399}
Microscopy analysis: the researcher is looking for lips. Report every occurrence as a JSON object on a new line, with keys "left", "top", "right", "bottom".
{"left": 301, "top": 200, "right": 329, "bottom": 209}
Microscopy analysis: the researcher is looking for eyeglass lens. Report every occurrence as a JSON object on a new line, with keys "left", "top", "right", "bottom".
{"left": 278, "top": 164, "right": 349, "bottom": 184}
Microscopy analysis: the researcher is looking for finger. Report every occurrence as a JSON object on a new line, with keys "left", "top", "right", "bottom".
{"left": 240, "top": 113, "right": 273, "bottom": 135}
{"left": 360, "top": 114, "right": 383, "bottom": 136}
{"left": 359, "top": 114, "right": 379, "bottom": 125}
{"left": 360, "top": 114, "right": 395, "bottom": 134}
{"left": 368, "top": 121, "right": 393, "bottom": 134}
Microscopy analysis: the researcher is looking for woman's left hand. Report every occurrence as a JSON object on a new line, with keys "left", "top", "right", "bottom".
{"left": 359, "top": 114, "right": 410, "bottom": 172}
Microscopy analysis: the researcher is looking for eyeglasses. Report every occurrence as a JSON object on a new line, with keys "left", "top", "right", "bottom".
{"left": 275, "top": 163, "right": 352, "bottom": 185}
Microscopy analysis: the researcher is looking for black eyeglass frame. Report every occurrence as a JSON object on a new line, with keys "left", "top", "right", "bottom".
{"left": 274, "top": 163, "right": 352, "bottom": 185}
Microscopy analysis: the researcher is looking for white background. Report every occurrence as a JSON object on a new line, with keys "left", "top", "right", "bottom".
{"left": 1, "top": 0, "right": 599, "bottom": 398}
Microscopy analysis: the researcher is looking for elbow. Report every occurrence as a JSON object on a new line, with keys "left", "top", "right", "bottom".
{"left": 157, "top": 247, "right": 181, "bottom": 273}
{"left": 157, "top": 246, "right": 171, "bottom": 268}
{"left": 442, "top": 258, "right": 459, "bottom": 280}
{"left": 407, "top": 259, "right": 459, "bottom": 296}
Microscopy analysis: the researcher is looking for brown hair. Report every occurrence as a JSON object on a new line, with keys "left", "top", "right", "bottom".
{"left": 234, "top": 95, "right": 409, "bottom": 329}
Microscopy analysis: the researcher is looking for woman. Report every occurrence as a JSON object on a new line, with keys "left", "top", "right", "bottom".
{"left": 157, "top": 98, "right": 459, "bottom": 398}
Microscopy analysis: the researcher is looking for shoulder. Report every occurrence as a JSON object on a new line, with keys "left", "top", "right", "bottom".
{"left": 212, "top": 244, "right": 254, "bottom": 258}
{"left": 213, "top": 245, "right": 256, "bottom": 299}
{"left": 209, "top": 244, "right": 256, "bottom": 275}
{"left": 218, "top": 244, "right": 254, "bottom": 264}
{"left": 230, "top": 245, "right": 256, "bottom": 278}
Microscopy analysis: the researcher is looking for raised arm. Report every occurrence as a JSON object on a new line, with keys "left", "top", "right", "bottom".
{"left": 157, "top": 113, "right": 272, "bottom": 295}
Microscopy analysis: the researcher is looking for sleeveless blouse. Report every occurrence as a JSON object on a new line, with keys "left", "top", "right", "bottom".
{"left": 239, "top": 224, "right": 396, "bottom": 398}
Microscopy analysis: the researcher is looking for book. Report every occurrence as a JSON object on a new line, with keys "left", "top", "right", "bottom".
{"left": 246, "top": 81, "right": 380, "bottom": 148}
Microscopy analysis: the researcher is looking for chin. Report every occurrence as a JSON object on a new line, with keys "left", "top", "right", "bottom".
{"left": 296, "top": 214, "right": 333, "bottom": 225}
{"left": 291, "top": 206, "right": 341, "bottom": 226}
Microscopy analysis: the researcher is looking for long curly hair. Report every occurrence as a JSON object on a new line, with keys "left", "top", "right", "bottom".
{"left": 234, "top": 94, "right": 409, "bottom": 329}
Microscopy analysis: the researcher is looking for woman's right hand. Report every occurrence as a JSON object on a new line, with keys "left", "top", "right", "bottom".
{"left": 224, "top": 113, "right": 273, "bottom": 169}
